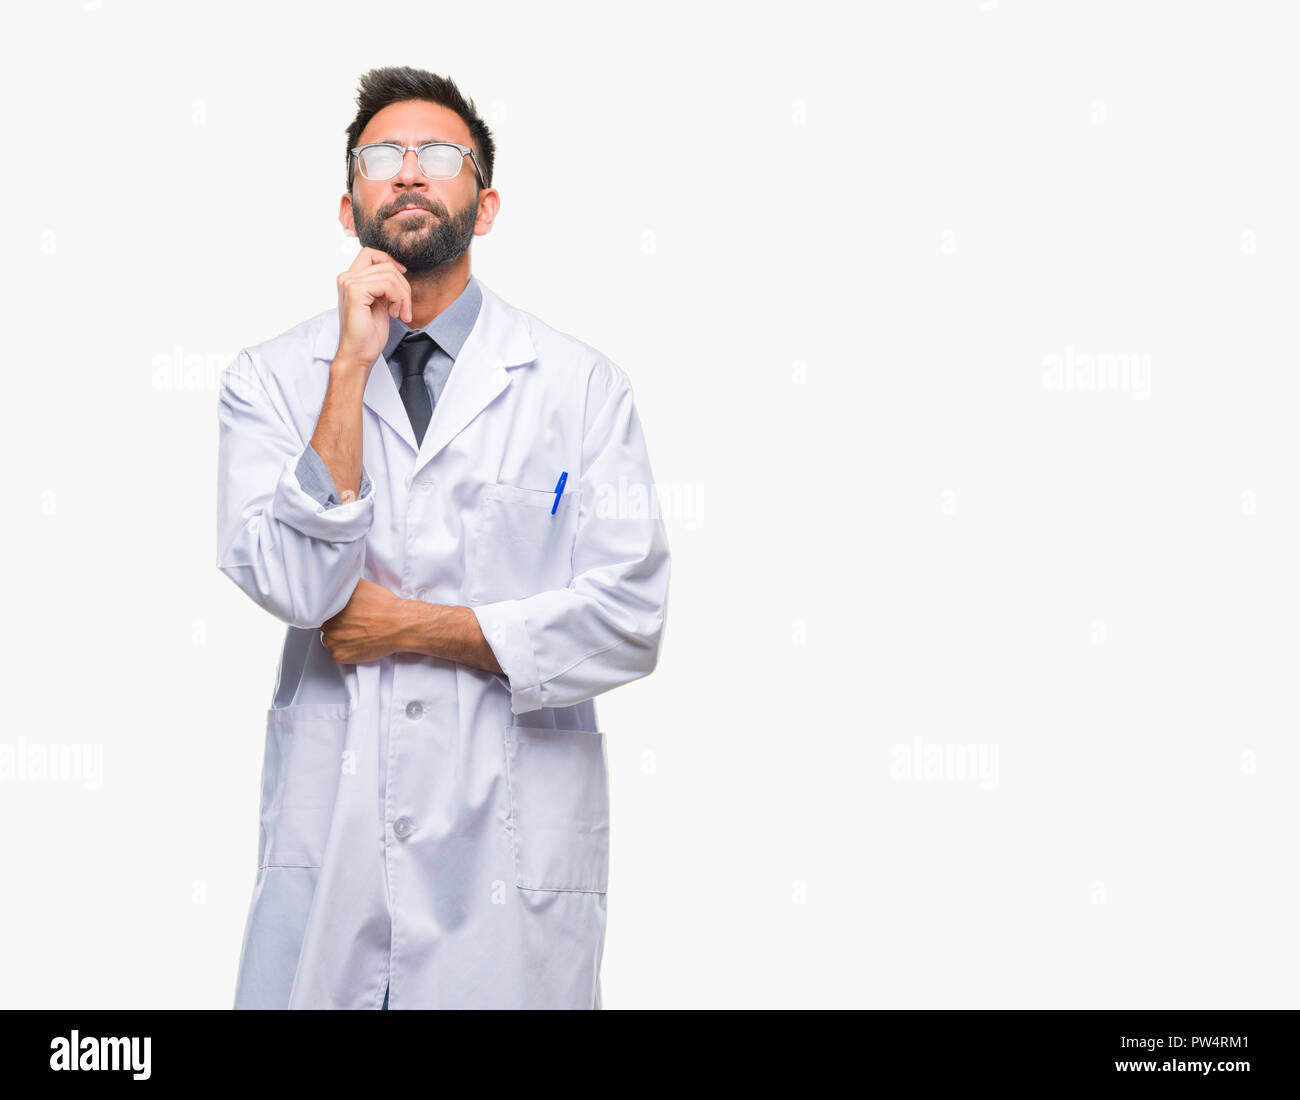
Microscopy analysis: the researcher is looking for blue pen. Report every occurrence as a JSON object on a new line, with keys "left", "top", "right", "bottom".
{"left": 551, "top": 471, "right": 568, "bottom": 515}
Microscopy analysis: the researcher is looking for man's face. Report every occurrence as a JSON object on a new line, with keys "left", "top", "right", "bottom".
{"left": 341, "top": 99, "right": 485, "bottom": 274}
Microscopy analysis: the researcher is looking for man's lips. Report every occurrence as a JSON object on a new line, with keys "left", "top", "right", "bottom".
{"left": 391, "top": 206, "right": 432, "bottom": 218}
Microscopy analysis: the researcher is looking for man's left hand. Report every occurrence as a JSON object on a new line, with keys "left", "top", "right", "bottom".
{"left": 320, "top": 578, "right": 413, "bottom": 664}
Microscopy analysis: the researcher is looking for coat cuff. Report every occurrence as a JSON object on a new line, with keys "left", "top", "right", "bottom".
{"left": 471, "top": 600, "right": 543, "bottom": 714}
{"left": 273, "top": 445, "right": 376, "bottom": 540}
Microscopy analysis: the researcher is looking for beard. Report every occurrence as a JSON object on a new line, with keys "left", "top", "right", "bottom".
{"left": 351, "top": 188, "right": 479, "bottom": 274}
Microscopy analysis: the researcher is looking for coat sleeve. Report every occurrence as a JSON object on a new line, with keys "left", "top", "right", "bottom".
{"left": 471, "top": 359, "right": 671, "bottom": 714}
{"left": 216, "top": 349, "right": 376, "bottom": 629}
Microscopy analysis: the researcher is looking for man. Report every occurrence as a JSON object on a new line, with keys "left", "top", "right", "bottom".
{"left": 216, "top": 66, "right": 670, "bottom": 1009}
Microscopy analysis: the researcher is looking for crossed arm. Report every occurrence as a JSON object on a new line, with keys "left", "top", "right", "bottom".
{"left": 303, "top": 355, "right": 501, "bottom": 675}
{"left": 319, "top": 578, "right": 503, "bottom": 674}
{"left": 218, "top": 346, "right": 667, "bottom": 714}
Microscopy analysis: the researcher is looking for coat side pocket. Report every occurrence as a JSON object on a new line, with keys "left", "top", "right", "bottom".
{"left": 260, "top": 700, "right": 354, "bottom": 869}
{"left": 503, "top": 724, "right": 610, "bottom": 893}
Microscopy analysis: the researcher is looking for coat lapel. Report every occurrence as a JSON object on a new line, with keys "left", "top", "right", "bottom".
{"left": 311, "top": 280, "right": 536, "bottom": 477}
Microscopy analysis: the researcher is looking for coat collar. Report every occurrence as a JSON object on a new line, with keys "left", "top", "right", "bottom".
{"left": 311, "top": 276, "right": 535, "bottom": 478}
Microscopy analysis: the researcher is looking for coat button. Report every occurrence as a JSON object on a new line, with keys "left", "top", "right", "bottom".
{"left": 405, "top": 700, "right": 424, "bottom": 720}
{"left": 393, "top": 817, "right": 414, "bottom": 839}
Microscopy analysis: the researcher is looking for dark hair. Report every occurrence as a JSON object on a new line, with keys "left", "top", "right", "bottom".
{"left": 344, "top": 66, "right": 495, "bottom": 192}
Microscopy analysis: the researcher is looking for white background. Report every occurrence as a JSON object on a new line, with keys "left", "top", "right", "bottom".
{"left": 2, "top": 0, "right": 1296, "bottom": 1008}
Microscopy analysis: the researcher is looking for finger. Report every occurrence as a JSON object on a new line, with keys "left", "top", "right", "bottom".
{"left": 342, "top": 269, "right": 404, "bottom": 305}
{"left": 350, "top": 247, "right": 407, "bottom": 273}
{"left": 378, "top": 268, "right": 412, "bottom": 323}
{"left": 363, "top": 265, "right": 412, "bottom": 319}
{"left": 349, "top": 271, "right": 412, "bottom": 319}
{"left": 342, "top": 266, "right": 410, "bottom": 298}
{"left": 342, "top": 258, "right": 408, "bottom": 288}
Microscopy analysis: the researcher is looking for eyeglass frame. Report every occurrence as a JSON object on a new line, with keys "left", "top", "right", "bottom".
{"left": 349, "top": 141, "right": 487, "bottom": 188}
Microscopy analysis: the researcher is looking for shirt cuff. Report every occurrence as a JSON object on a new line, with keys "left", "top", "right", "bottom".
{"left": 274, "top": 444, "right": 376, "bottom": 540}
{"left": 295, "top": 444, "right": 373, "bottom": 509}
{"left": 471, "top": 600, "right": 543, "bottom": 715}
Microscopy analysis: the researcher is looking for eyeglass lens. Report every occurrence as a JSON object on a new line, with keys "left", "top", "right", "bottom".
{"left": 358, "top": 145, "right": 464, "bottom": 180}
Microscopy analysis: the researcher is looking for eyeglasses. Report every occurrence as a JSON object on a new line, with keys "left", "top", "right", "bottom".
{"left": 350, "top": 142, "right": 486, "bottom": 186}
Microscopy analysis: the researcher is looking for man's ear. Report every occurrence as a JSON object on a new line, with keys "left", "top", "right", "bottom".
{"left": 338, "top": 192, "right": 358, "bottom": 237}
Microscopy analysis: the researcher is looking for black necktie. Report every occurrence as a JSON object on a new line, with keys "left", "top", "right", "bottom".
{"left": 391, "top": 331, "right": 436, "bottom": 445}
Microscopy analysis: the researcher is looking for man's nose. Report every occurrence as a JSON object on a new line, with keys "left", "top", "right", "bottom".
{"left": 395, "top": 148, "right": 426, "bottom": 184}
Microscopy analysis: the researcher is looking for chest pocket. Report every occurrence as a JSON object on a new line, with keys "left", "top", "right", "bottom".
{"left": 466, "top": 481, "right": 578, "bottom": 603}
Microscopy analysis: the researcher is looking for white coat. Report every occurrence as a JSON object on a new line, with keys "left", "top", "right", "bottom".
{"left": 216, "top": 276, "right": 670, "bottom": 1009}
